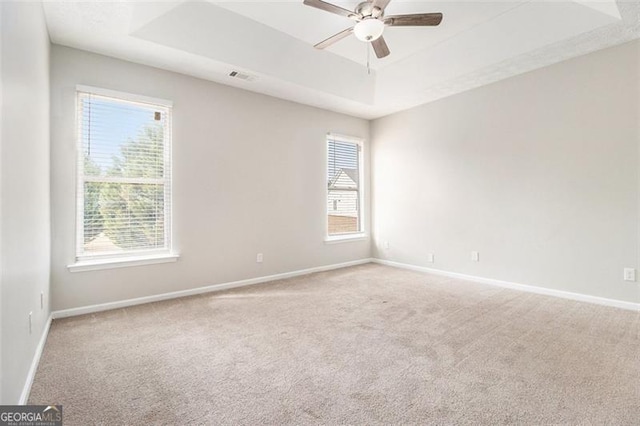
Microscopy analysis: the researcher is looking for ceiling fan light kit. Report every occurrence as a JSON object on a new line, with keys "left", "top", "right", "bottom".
{"left": 354, "top": 19, "right": 385, "bottom": 42}
{"left": 303, "top": 0, "right": 443, "bottom": 59}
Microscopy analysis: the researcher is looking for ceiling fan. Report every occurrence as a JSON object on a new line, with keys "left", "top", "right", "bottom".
{"left": 303, "top": 0, "right": 443, "bottom": 59}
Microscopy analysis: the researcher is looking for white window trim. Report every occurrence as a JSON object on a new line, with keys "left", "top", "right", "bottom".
{"left": 75, "top": 85, "right": 173, "bottom": 107}
{"left": 325, "top": 133, "right": 367, "bottom": 242}
{"left": 68, "top": 253, "right": 179, "bottom": 273}
{"left": 324, "top": 234, "right": 368, "bottom": 244}
{"left": 71, "top": 85, "right": 176, "bottom": 268}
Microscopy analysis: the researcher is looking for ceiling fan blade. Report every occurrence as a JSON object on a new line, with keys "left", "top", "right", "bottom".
{"left": 385, "top": 13, "right": 443, "bottom": 27}
{"left": 371, "top": 0, "right": 391, "bottom": 12}
{"left": 314, "top": 27, "right": 354, "bottom": 49}
{"left": 303, "top": 0, "right": 360, "bottom": 20}
{"left": 371, "top": 36, "right": 390, "bottom": 58}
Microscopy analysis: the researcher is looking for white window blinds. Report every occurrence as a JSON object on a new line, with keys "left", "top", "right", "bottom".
{"left": 76, "top": 88, "right": 172, "bottom": 259}
{"left": 327, "top": 135, "right": 362, "bottom": 236}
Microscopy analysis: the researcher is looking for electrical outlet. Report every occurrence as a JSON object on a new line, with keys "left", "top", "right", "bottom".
{"left": 427, "top": 253, "right": 434, "bottom": 263}
{"left": 256, "top": 253, "right": 263, "bottom": 263}
{"left": 383, "top": 241, "right": 390, "bottom": 250}
{"left": 40, "top": 292, "right": 44, "bottom": 310}
{"left": 623, "top": 268, "right": 636, "bottom": 282}
{"left": 29, "top": 312, "right": 33, "bottom": 334}
{"left": 471, "top": 251, "right": 480, "bottom": 262}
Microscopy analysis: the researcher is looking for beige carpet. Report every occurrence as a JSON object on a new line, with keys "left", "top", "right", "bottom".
{"left": 30, "top": 264, "right": 639, "bottom": 425}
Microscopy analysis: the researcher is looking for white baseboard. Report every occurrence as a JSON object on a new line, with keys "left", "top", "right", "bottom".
{"left": 372, "top": 258, "right": 640, "bottom": 312}
{"left": 19, "top": 314, "right": 52, "bottom": 405}
{"left": 52, "top": 258, "right": 374, "bottom": 319}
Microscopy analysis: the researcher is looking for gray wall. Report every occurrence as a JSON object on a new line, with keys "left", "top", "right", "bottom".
{"left": 1, "top": 2, "right": 51, "bottom": 404}
{"left": 50, "top": 46, "right": 371, "bottom": 311}
{"left": 371, "top": 40, "right": 640, "bottom": 304}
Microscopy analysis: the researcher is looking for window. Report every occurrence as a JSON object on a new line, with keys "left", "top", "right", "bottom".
{"left": 75, "top": 86, "right": 172, "bottom": 261}
{"left": 327, "top": 135, "right": 363, "bottom": 237}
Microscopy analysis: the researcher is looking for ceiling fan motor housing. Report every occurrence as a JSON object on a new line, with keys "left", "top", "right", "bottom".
{"left": 355, "top": 2, "right": 384, "bottom": 19}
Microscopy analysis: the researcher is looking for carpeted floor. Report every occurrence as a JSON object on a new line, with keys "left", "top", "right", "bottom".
{"left": 30, "top": 264, "right": 639, "bottom": 425}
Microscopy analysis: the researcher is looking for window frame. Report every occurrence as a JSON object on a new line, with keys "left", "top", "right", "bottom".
{"left": 72, "top": 85, "right": 174, "bottom": 265}
{"left": 325, "top": 133, "right": 367, "bottom": 243}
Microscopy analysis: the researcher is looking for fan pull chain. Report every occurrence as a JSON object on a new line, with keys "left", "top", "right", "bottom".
{"left": 367, "top": 44, "right": 371, "bottom": 75}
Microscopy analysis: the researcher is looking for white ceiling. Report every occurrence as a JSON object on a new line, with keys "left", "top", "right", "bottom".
{"left": 216, "top": 1, "right": 530, "bottom": 69}
{"left": 42, "top": 1, "right": 640, "bottom": 119}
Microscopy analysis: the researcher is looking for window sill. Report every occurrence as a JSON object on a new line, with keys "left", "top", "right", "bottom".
{"left": 324, "top": 234, "right": 368, "bottom": 244}
{"left": 68, "top": 253, "right": 179, "bottom": 273}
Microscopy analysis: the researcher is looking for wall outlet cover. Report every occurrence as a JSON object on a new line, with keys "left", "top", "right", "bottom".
{"left": 623, "top": 268, "right": 636, "bottom": 282}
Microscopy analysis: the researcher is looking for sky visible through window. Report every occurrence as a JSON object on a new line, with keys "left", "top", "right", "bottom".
{"left": 82, "top": 96, "right": 156, "bottom": 172}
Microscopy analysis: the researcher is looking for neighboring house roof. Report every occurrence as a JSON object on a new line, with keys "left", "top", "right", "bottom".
{"left": 342, "top": 168, "right": 358, "bottom": 184}
{"left": 329, "top": 168, "right": 358, "bottom": 189}
{"left": 84, "top": 232, "right": 122, "bottom": 253}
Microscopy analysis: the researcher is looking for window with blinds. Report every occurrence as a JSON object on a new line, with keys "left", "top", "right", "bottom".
{"left": 76, "top": 87, "right": 172, "bottom": 259}
{"left": 327, "top": 135, "right": 362, "bottom": 236}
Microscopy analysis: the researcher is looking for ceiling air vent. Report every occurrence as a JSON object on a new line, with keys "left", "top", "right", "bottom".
{"left": 229, "top": 71, "right": 257, "bottom": 82}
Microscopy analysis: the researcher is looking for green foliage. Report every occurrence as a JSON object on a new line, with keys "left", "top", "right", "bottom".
{"left": 84, "top": 123, "right": 166, "bottom": 251}
{"left": 107, "top": 124, "right": 165, "bottom": 179}
{"left": 83, "top": 156, "right": 103, "bottom": 243}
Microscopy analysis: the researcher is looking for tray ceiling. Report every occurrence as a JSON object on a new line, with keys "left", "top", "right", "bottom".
{"left": 42, "top": 0, "right": 639, "bottom": 119}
